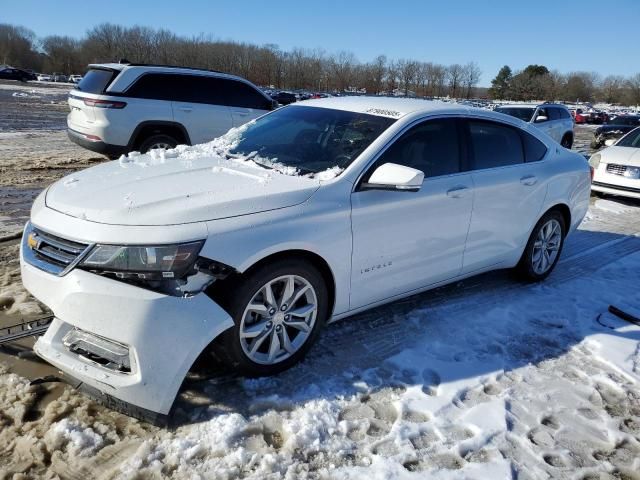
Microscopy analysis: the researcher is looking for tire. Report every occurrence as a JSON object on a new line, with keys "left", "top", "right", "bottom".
{"left": 213, "top": 259, "right": 328, "bottom": 376}
{"left": 560, "top": 134, "right": 573, "bottom": 149}
{"left": 516, "top": 210, "right": 566, "bottom": 282}
{"left": 138, "top": 134, "right": 178, "bottom": 153}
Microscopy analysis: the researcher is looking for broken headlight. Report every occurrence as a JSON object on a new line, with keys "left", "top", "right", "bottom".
{"left": 78, "top": 241, "right": 233, "bottom": 296}
{"left": 81, "top": 241, "right": 204, "bottom": 280}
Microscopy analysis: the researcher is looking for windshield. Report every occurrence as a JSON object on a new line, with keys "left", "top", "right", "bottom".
{"left": 495, "top": 107, "right": 536, "bottom": 122}
{"left": 228, "top": 105, "right": 396, "bottom": 175}
{"left": 76, "top": 68, "right": 116, "bottom": 94}
{"left": 616, "top": 127, "right": 640, "bottom": 148}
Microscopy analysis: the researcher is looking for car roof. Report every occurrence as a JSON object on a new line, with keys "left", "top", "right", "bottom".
{"left": 290, "top": 96, "right": 471, "bottom": 119}
{"left": 498, "top": 103, "right": 567, "bottom": 109}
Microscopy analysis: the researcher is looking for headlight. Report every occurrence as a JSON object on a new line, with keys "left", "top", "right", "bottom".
{"left": 81, "top": 241, "right": 204, "bottom": 280}
{"left": 589, "top": 153, "right": 601, "bottom": 170}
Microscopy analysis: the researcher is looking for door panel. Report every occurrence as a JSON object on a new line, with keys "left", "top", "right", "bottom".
{"left": 462, "top": 119, "right": 548, "bottom": 272}
{"left": 231, "top": 107, "right": 268, "bottom": 127}
{"left": 351, "top": 174, "right": 474, "bottom": 308}
{"left": 172, "top": 102, "right": 233, "bottom": 145}
{"left": 349, "top": 117, "right": 473, "bottom": 309}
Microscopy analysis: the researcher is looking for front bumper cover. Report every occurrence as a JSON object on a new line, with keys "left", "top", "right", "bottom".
{"left": 20, "top": 250, "right": 234, "bottom": 418}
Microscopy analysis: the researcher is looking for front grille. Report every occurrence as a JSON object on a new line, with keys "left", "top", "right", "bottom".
{"left": 606, "top": 164, "right": 627, "bottom": 176}
{"left": 22, "top": 222, "right": 92, "bottom": 276}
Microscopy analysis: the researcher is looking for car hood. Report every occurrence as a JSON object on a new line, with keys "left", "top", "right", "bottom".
{"left": 601, "top": 146, "right": 640, "bottom": 167}
{"left": 45, "top": 152, "right": 321, "bottom": 226}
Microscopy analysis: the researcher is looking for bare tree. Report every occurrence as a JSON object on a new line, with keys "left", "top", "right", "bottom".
{"left": 461, "top": 62, "right": 482, "bottom": 99}
{"left": 446, "top": 64, "right": 464, "bottom": 98}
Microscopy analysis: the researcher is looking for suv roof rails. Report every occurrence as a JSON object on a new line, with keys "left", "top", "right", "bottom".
{"left": 125, "top": 63, "right": 225, "bottom": 75}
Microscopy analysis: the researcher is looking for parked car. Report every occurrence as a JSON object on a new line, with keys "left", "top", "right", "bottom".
{"left": 21, "top": 97, "right": 590, "bottom": 422}
{"left": 494, "top": 103, "right": 574, "bottom": 148}
{"left": 586, "top": 109, "right": 608, "bottom": 125}
{"left": 37, "top": 73, "right": 52, "bottom": 82}
{"left": 67, "top": 63, "right": 277, "bottom": 157}
{"left": 270, "top": 91, "right": 297, "bottom": 105}
{"left": 69, "top": 74, "right": 83, "bottom": 84}
{"left": 0, "top": 66, "right": 36, "bottom": 82}
{"left": 571, "top": 108, "right": 588, "bottom": 124}
{"left": 590, "top": 115, "right": 640, "bottom": 149}
{"left": 590, "top": 126, "right": 640, "bottom": 199}
{"left": 52, "top": 73, "right": 68, "bottom": 83}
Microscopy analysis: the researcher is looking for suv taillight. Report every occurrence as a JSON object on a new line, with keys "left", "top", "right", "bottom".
{"left": 83, "top": 98, "right": 127, "bottom": 109}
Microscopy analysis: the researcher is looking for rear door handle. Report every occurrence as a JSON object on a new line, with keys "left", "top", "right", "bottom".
{"left": 446, "top": 186, "right": 470, "bottom": 198}
{"left": 520, "top": 175, "right": 537, "bottom": 186}
{"left": 234, "top": 111, "right": 250, "bottom": 117}
{"left": 178, "top": 107, "right": 193, "bottom": 113}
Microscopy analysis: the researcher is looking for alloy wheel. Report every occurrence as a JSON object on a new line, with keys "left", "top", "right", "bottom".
{"left": 239, "top": 275, "right": 318, "bottom": 365}
{"left": 531, "top": 219, "right": 562, "bottom": 275}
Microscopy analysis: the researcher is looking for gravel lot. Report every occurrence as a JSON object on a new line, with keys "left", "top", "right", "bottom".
{"left": 0, "top": 80, "right": 638, "bottom": 479}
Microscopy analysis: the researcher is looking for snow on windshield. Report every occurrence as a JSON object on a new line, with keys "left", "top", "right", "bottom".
{"left": 116, "top": 122, "right": 345, "bottom": 181}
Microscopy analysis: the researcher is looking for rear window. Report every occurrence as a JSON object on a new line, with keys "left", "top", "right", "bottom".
{"left": 75, "top": 69, "right": 116, "bottom": 94}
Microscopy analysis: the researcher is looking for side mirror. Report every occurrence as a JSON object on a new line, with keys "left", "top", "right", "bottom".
{"left": 269, "top": 99, "right": 278, "bottom": 110}
{"left": 361, "top": 163, "right": 424, "bottom": 192}
{"left": 534, "top": 115, "right": 548, "bottom": 123}
{"left": 604, "top": 138, "right": 616, "bottom": 147}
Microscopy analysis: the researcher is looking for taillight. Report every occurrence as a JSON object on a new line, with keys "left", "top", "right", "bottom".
{"left": 83, "top": 98, "right": 127, "bottom": 109}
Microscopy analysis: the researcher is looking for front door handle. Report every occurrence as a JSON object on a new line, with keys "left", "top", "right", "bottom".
{"left": 178, "top": 107, "right": 193, "bottom": 113}
{"left": 520, "top": 175, "right": 537, "bottom": 186}
{"left": 446, "top": 186, "right": 470, "bottom": 198}
{"left": 234, "top": 111, "right": 250, "bottom": 117}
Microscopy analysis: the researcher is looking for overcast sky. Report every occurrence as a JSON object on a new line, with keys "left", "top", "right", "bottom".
{"left": 4, "top": 0, "right": 639, "bottom": 86}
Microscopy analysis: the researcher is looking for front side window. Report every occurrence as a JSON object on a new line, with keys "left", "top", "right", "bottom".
{"left": 372, "top": 118, "right": 461, "bottom": 178}
{"left": 229, "top": 106, "right": 395, "bottom": 175}
{"left": 494, "top": 107, "right": 536, "bottom": 122}
{"left": 468, "top": 120, "right": 524, "bottom": 170}
{"left": 225, "top": 80, "right": 272, "bottom": 110}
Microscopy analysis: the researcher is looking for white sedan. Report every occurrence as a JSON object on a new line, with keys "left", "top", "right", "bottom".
{"left": 590, "top": 126, "right": 640, "bottom": 199}
{"left": 20, "top": 97, "right": 590, "bottom": 423}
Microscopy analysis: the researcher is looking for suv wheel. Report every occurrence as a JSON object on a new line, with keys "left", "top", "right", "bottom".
{"left": 560, "top": 134, "right": 573, "bottom": 149}
{"left": 213, "top": 259, "right": 328, "bottom": 376}
{"left": 517, "top": 210, "right": 566, "bottom": 281}
{"left": 139, "top": 134, "right": 178, "bottom": 153}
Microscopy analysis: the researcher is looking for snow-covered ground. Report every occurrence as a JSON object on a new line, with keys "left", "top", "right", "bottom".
{"left": 0, "top": 81, "right": 639, "bottom": 478}
{"left": 0, "top": 197, "right": 638, "bottom": 479}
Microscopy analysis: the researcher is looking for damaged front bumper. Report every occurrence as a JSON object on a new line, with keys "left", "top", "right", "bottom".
{"left": 20, "top": 255, "right": 234, "bottom": 422}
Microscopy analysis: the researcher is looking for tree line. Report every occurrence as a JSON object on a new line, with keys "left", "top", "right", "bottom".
{"left": 0, "top": 22, "right": 481, "bottom": 97}
{"left": 490, "top": 64, "right": 640, "bottom": 106}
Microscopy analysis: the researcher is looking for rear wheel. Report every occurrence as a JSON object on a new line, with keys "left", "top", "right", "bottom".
{"left": 517, "top": 211, "right": 566, "bottom": 281}
{"left": 213, "top": 259, "right": 328, "bottom": 376}
{"left": 560, "top": 134, "right": 573, "bottom": 149}
{"left": 138, "top": 134, "right": 178, "bottom": 153}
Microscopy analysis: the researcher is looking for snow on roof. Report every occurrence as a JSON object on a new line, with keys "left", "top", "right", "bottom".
{"left": 293, "top": 96, "right": 464, "bottom": 118}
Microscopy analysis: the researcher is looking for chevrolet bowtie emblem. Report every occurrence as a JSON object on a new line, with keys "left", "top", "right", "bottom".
{"left": 27, "top": 232, "right": 39, "bottom": 250}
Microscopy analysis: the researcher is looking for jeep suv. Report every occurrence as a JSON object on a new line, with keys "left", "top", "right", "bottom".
{"left": 495, "top": 103, "right": 574, "bottom": 148}
{"left": 67, "top": 63, "right": 276, "bottom": 157}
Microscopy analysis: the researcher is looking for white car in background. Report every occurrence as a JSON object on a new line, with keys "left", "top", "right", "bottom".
{"left": 37, "top": 74, "right": 52, "bottom": 82}
{"left": 69, "top": 74, "right": 83, "bottom": 84}
{"left": 590, "top": 126, "right": 640, "bottom": 199}
{"left": 67, "top": 63, "right": 276, "bottom": 157}
{"left": 495, "top": 103, "right": 574, "bottom": 148}
{"left": 21, "top": 97, "right": 590, "bottom": 423}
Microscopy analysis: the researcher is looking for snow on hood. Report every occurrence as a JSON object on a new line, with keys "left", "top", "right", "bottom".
{"left": 601, "top": 146, "right": 640, "bottom": 167}
{"left": 45, "top": 125, "right": 341, "bottom": 226}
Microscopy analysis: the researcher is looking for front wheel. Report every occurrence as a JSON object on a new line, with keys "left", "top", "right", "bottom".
{"left": 213, "top": 259, "right": 328, "bottom": 376}
{"left": 516, "top": 211, "right": 566, "bottom": 281}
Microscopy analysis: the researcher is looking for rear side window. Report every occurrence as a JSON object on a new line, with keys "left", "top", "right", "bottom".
{"left": 76, "top": 69, "right": 116, "bottom": 94}
{"left": 521, "top": 131, "right": 547, "bottom": 162}
{"left": 559, "top": 108, "right": 571, "bottom": 119}
{"left": 225, "top": 80, "right": 272, "bottom": 110}
{"left": 126, "top": 73, "right": 176, "bottom": 101}
{"left": 374, "top": 118, "right": 461, "bottom": 178}
{"left": 548, "top": 108, "right": 561, "bottom": 120}
{"left": 468, "top": 120, "right": 524, "bottom": 169}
